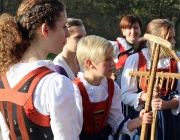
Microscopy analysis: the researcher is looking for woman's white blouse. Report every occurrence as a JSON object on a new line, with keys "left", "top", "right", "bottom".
{"left": 121, "top": 48, "right": 180, "bottom": 115}
{"left": 0, "top": 60, "right": 81, "bottom": 140}
{"left": 109, "top": 37, "right": 135, "bottom": 63}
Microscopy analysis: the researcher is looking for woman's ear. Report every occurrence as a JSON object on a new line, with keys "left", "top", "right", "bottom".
{"left": 41, "top": 23, "right": 49, "bottom": 37}
{"left": 85, "top": 59, "right": 94, "bottom": 69}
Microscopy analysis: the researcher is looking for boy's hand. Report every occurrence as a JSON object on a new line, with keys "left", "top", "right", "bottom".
{"left": 110, "top": 73, "right": 117, "bottom": 81}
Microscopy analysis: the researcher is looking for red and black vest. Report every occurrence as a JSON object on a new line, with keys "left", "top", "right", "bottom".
{"left": 115, "top": 40, "right": 133, "bottom": 70}
{"left": 138, "top": 52, "right": 177, "bottom": 96}
{"left": 0, "top": 67, "right": 54, "bottom": 140}
{"left": 73, "top": 77, "right": 114, "bottom": 134}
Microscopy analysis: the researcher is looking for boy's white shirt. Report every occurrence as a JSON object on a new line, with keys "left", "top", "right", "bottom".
{"left": 73, "top": 72, "right": 137, "bottom": 137}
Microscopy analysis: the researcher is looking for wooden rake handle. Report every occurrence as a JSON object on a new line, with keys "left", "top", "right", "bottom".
{"left": 128, "top": 33, "right": 179, "bottom": 140}
{"left": 140, "top": 44, "right": 160, "bottom": 140}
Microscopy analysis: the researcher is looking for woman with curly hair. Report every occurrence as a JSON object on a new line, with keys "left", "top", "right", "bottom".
{"left": 0, "top": 0, "right": 81, "bottom": 140}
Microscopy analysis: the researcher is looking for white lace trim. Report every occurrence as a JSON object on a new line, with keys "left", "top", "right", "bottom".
{"left": 116, "top": 37, "right": 133, "bottom": 52}
{"left": 77, "top": 72, "right": 107, "bottom": 92}
{"left": 116, "top": 37, "right": 141, "bottom": 52}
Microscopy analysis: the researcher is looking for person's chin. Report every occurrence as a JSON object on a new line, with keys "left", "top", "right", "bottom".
{"left": 107, "top": 72, "right": 112, "bottom": 77}
{"left": 55, "top": 47, "right": 63, "bottom": 54}
{"left": 130, "top": 37, "right": 137, "bottom": 41}
{"left": 63, "top": 41, "right": 67, "bottom": 46}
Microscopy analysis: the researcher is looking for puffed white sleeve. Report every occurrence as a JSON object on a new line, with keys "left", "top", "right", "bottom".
{"left": 109, "top": 41, "right": 120, "bottom": 63}
{"left": 172, "top": 51, "right": 180, "bottom": 115}
{"left": 0, "top": 112, "right": 10, "bottom": 140}
{"left": 107, "top": 82, "right": 137, "bottom": 137}
{"left": 121, "top": 53, "right": 144, "bottom": 111}
{"left": 34, "top": 73, "right": 81, "bottom": 140}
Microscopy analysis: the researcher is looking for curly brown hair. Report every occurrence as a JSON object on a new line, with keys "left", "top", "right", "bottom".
{"left": 0, "top": 0, "right": 65, "bottom": 74}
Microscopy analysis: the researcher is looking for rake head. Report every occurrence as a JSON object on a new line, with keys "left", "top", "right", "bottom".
{"left": 144, "top": 34, "right": 180, "bottom": 61}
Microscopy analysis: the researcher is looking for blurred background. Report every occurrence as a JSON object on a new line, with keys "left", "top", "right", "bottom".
{"left": 1, "top": 0, "right": 180, "bottom": 60}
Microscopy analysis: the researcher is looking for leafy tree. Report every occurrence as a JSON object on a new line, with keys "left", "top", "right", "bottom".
{"left": 64, "top": 0, "right": 180, "bottom": 49}
{"left": 1, "top": 0, "right": 180, "bottom": 51}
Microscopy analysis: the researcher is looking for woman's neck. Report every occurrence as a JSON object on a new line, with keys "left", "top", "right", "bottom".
{"left": 20, "top": 45, "right": 47, "bottom": 63}
{"left": 125, "top": 39, "right": 138, "bottom": 46}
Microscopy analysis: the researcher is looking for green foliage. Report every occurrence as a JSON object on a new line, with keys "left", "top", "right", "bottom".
{"left": 64, "top": 0, "right": 180, "bottom": 49}
{"left": 0, "top": 0, "right": 22, "bottom": 15}
{"left": 1, "top": 0, "right": 180, "bottom": 49}
{"left": 47, "top": 53, "right": 57, "bottom": 60}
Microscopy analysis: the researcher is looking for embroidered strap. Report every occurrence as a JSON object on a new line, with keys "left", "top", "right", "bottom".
{"left": 0, "top": 67, "right": 52, "bottom": 105}
{"left": 0, "top": 67, "right": 54, "bottom": 126}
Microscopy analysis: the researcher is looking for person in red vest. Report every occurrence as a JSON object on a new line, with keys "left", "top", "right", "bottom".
{"left": 121, "top": 19, "right": 180, "bottom": 140}
{"left": 73, "top": 35, "right": 153, "bottom": 140}
{"left": 0, "top": 0, "right": 81, "bottom": 140}
{"left": 109, "top": 15, "right": 143, "bottom": 121}
{"left": 110, "top": 14, "right": 142, "bottom": 79}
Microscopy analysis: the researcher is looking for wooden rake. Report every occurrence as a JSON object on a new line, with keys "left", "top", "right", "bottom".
{"left": 128, "top": 33, "right": 180, "bottom": 140}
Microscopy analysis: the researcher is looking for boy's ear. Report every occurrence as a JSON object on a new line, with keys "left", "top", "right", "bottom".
{"left": 41, "top": 23, "right": 49, "bottom": 37}
{"left": 85, "top": 59, "right": 94, "bottom": 69}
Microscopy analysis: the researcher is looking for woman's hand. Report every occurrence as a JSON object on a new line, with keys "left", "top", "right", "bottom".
{"left": 152, "top": 86, "right": 160, "bottom": 99}
{"left": 139, "top": 109, "right": 153, "bottom": 125}
{"left": 151, "top": 98, "right": 165, "bottom": 110}
{"left": 151, "top": 86, "right": 167, "bottom": 110}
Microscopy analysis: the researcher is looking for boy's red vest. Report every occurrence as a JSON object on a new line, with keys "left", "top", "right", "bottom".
{"left": 73, "top": 77, "right": 114, "bottom": 134}
{"left": 138, "top": 52, "right": 177, "bottom": 96}
{"left": 0, "top": 67, "right": 54, "bottom": 140}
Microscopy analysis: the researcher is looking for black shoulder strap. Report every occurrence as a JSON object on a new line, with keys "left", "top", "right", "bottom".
{"left": 118, "top": 47, "right": 134, "bottom": 58}
{"left": 113, "top": 116, "right": 130, "bottom": 140}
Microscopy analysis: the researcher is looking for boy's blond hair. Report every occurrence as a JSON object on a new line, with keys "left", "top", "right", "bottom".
{"left": 77, "top": 35, "right": 114, "bottom": 70}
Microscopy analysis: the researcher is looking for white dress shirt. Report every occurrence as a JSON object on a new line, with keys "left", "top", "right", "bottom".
{"left": 73, "top": 72, "right": 137, "bottom": 138}
{"left": 53, "top": 54, "right": 83, "bottom": 80}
